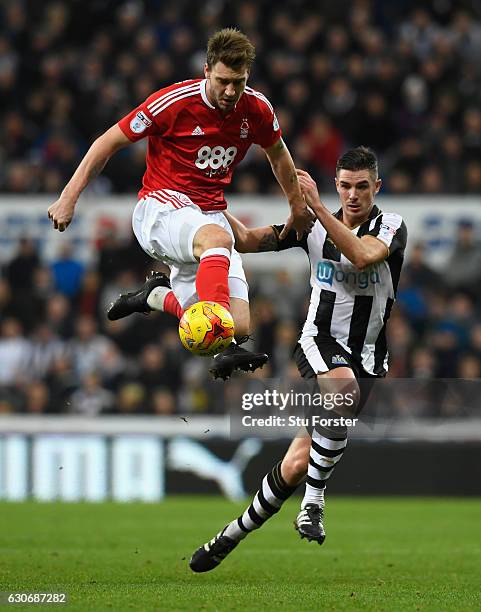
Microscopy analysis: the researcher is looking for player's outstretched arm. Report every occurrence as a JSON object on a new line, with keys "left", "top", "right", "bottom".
{"left": 224, "top": 212, "right": 279, "bottom": 253}
{"left": 297, "top": 169, "right": 389, "bottom": 269}
{"left": 263, "top": 139, "right": 314, "bottom": 240}
{"left": 47, "top": 124, "right": 131, "bottom": 232}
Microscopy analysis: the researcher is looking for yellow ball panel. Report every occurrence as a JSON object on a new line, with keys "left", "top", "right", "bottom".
{"left": 178, "top": 301, "right": 234, "bottom": 357}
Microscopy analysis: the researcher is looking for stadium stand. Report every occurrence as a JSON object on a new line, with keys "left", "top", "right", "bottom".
{"left": 1, "top": 0, "right": 481, "bottom": 414}
{"left": 0, "top": 225, "right": 481, "bottom": 414}
{"left": 1, "top": 0, "right": 481, "bottom": 194}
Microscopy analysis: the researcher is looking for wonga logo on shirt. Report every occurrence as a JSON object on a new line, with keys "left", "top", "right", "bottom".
{"left": 316, "top": 261, "right": 380, "bottom": 289}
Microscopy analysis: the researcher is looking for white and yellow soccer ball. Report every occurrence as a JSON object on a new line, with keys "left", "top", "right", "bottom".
{"left": 178, "top": 301, "right": 235, "bottom": 357}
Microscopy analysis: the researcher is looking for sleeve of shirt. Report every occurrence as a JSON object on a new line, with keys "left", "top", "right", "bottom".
{"left": 117, "top": 90, "right": 170, "bottom": 142}
{"left": 253, "top": 95, "right": 282, "bottom": 149}
{"left": 272, "top": 224, "right": 309, "bottom": 252}
{"left": 366, "top": 213, "right": 407, "bottom": 255}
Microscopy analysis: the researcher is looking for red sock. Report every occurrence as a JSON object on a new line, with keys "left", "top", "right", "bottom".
{"left": 164, "top": 291, "right": 184, "bottom": 320}
{"left": 196, "top": 248, "right": 231, "bottom": 311}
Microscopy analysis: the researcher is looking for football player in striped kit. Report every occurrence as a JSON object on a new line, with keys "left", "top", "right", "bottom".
{"left": 190, "top": 147, "right": 407, "bottom": 572}
{"left": 47, "top": 28, "right": 312, "bottom": 379}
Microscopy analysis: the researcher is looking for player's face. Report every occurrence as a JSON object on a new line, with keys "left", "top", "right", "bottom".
{"left": 204, "top": 62, "right": 249, "bottom": 113}
{"left": 335, "top": 169, "right": 381, "bottom": 227}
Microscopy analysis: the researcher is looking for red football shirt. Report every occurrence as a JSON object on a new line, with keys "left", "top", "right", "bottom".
{"left": 117, "top": 79, "right": 281, "bottom": 211}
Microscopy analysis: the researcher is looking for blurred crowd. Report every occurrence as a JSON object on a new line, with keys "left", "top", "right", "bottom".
{"left": 1, "top": 219, "right": 481, "bottom": 417}
{"left": 1, "top": 0, "right": 481, "bottom": 417}
{"left": 1, "top": 0, "right": 481, "bottom": 194}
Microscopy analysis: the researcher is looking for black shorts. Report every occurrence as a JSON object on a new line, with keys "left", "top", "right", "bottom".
{"left": 293, "top": 337, "right": 382, "bottom": 416}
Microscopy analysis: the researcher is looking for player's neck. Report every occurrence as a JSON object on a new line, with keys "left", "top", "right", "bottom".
{"left": 343, "top": 216, "right": 365, "bottom": 230}
{"left": 342, "top": 205, "right": 374, "bottom": 229}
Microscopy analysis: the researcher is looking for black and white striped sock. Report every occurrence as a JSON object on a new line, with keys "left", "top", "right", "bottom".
{"left": 224, "top": 461, "right": 298, "bottom": 542}
{"left": 301, "top": 430, "right": 348, "bottom": 509}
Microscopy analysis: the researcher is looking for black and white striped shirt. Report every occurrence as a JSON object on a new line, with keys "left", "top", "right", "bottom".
{"left": 274, "top": 205, "right": 407, "bottom": 376}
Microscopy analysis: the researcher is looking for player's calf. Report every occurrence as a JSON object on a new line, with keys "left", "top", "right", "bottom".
{"left": 294, "top": 424, "right": 347, "bottom": 545}
{"left": 194, "top": 225, "right": 233, "bottom": 312}
{"left": 189, "top": 461, "right": 298, "bottom": 571}
{"left": 280, "top": 434, "right": 310, "bottom": 485}
{"left": 282, "top": 433, "right": 326, "bottom": 544}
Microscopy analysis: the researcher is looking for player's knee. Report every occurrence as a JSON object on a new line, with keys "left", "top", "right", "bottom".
{"left": 210, "top": 231, "right": 232, "bottom": 252}
{"left": 342, "top": 378, "right": 361, "bottom": 416}
{"left": 317, "top": 371, "right": 360, "bottom": 418}
{"left": 195, "top": 225, "right": 233, "bottom": 256}
{"left": 325, "top": 378, "right": 360, "bottom": 418}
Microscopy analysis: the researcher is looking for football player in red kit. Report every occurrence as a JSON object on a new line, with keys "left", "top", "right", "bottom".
{"left": 47, "top": 28, "right": 312, "bottom": 378}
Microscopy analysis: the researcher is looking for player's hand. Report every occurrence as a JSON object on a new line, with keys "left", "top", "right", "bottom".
{"left": 296, "top": 169, "right": 323, "bottom": 212}
{"left": 47, "top": 197, "right": 76, "bottom": 232}
{"left": 280, "top": 206, "right": 314, "bottom": 240}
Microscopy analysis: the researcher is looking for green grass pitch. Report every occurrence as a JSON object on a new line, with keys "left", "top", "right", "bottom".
{"left": 1, "top": 497, "right": 480, "bottom": 611}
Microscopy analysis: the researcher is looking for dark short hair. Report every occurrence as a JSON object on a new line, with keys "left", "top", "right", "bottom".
{"left": 336, "top": 146, "right": 378, "bottom": 179}
{"left": 206, "top": 28, "right": 256, "bottom": 71}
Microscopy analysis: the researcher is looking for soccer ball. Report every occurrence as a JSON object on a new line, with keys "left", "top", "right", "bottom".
{"left": 178, "top": 301, "right": 234, "bottom": 356}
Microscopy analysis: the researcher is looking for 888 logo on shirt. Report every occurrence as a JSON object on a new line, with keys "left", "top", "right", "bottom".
{"left": 195, "top": 145, "right": 238, "bottom": 176}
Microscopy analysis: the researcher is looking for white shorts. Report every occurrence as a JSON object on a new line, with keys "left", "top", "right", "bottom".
{"left": 132, "top": 191, "right": 248, "bottom": 308}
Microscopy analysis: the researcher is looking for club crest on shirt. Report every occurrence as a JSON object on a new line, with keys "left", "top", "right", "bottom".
{"left": 273, "top": 114, "right": 279, "bottom": 131}
{"left": 130, "top": 111, "right": 152, "bottom": 134}
{"left": 332, "top": 354, "right": 348, "bottom": 365}
{"left": 240, "top": 118, "right": 249, "bottom": 139}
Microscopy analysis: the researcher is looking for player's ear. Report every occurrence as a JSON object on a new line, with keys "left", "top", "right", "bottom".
{"left": 335, "top": 177, "right": 341, "bottom": 194}
{"left": 204, "top": 63, "right": 210, "bottom": 78}
{"left": 374, "top": 178, "right": 382, "bottom": 194}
